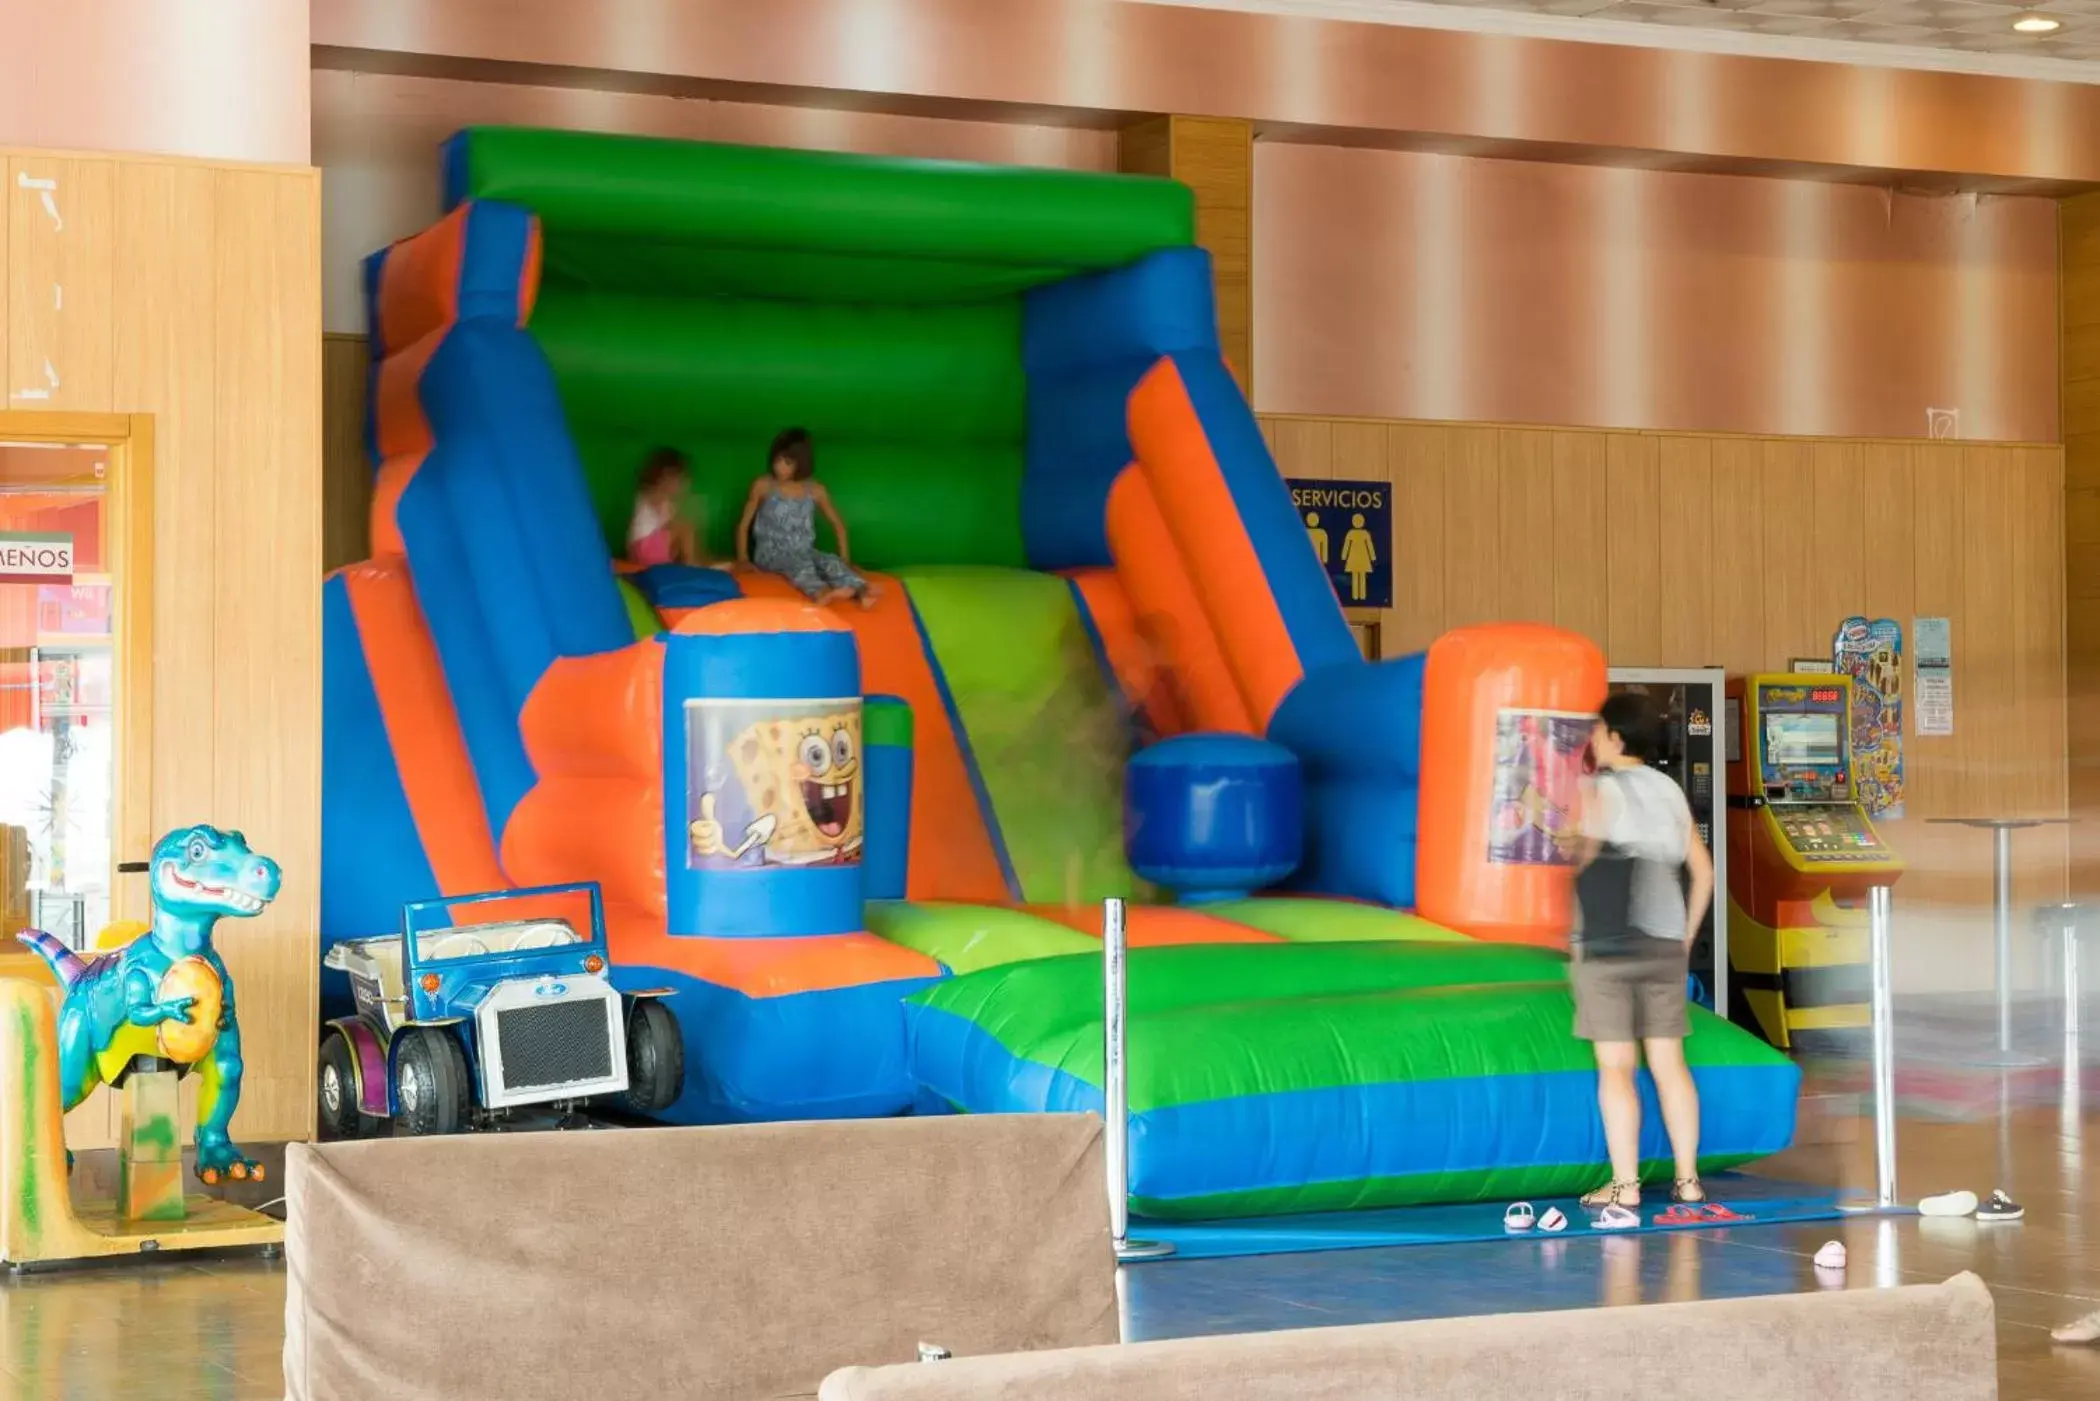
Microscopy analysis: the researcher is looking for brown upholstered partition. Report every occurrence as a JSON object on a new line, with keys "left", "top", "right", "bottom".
{"left": 821, "top": 1272, "right": 1999, "bottom": 1401}
{"left": 284, "top": 1114, "right": 1117, "bottom": 1400}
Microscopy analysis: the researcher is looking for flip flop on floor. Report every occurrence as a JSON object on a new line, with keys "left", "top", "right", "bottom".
{"left": 1538, "top": 1207, "right": 1568, "bottom": 1233}
{"left": 1593, "top": 1203, "right": 1640, "bottom": 1231}
{"left": 1696, "top": 1203, "right": 1753, "bottom": 1223}
{"left": 1654, "top": 1204, "right": 1707, "bottom": 1226}
{"left": 1504, "top": 1202, "right": 1537, "bottom": 1233}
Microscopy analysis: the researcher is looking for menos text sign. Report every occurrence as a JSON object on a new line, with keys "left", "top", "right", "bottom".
{"left": 0, "top": 532, "right": 74, "bottom": 585}
{"left": 1285, "top": 479, "right": 1391, "bottom": 609}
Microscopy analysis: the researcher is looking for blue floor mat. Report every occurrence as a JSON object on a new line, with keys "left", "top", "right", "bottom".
{"left": 1131, "top": 1175, "right": 1845, "bottom": 1262}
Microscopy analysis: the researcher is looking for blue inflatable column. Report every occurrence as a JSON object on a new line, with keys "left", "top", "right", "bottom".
{"left": 1125, "top": 733, "right": 1303, "bottom": 903}
{"left": 861, "top": 694, "right": 914, "bottom": 901}
{"left": 659, "top": 603, "right": 867, "bottom": 937}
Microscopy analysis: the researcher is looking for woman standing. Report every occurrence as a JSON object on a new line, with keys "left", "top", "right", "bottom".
{"left": 1572, "top": 692, "right": 1716, "bottom": 1226}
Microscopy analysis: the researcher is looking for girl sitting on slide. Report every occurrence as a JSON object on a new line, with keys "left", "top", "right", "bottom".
{"left": 736, "top": 428, "right": 878, "bottom": 609}
{"left": 628, "top": 447, "right": 703, "bottom": 567}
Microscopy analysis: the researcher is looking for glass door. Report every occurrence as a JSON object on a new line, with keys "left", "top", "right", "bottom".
{"left": 0, "top": 441, "right": 118, "bottom": 949}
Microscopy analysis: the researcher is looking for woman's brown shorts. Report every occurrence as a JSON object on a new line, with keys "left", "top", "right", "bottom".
{"left": 1571, "top": 939, "right": 1690, "bottom": 1042}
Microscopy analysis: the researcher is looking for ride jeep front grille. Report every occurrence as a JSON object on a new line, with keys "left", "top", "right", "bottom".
{"left": 494, "top": 999, "right": 613, "bottom": 1091}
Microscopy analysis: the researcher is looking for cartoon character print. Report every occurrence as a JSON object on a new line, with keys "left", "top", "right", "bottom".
{"left": 1487, "top": 711, "right": 1590, "bottom": 867}
{"left": 688, "top": 706, "right": 864, "bottom": 869}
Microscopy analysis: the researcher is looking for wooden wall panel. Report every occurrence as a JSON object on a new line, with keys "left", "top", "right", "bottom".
{"left": 113, "top": 163, "right": 218, "bottom": 863}
{"left": 1550, "top": 432, "right": 1607, "bottom": 647}
{"left": 7, "top": 156, "right": 114, "bottom": 412}
{"left": 2060, "top": 194, "right": 2100, "bottom": 891}
{"left": 1707, "top": 437, "right": 1767, "bottom": 678}
{"left": 1118, "top": 116, "right": 1252, "bottom": 396}
{"left": 1656, "top": 437, "right": 1712, "bottom": 667}
{"left": 211, "top": 169, "right": 323, "bottom": 1144}
{"left": 1604, "top": 434, "right": 1660, "bottom": 666}
{"left": 3, "top": 148, "right": 322, "bottom": 1147}
{"left": 1260, "top": 411, "right": 2071, "bottom": 947}
{"left": 1442, "top": 426, "right": 1502, "bottom": 629}
{"left": 1809, "top": 441, "right": 1865, "bottom": 636}
{"left": 322, "top": 332, "right": 370, "bottom": 570}
{"left": 1759, "top": 439, "right": 1818, "bottom": 661}
{"left": 1497, "top": 429, "right": 1555, "bottom": 625}
{"left": 1387, "top": 424, "right": 1447, "bottom": 655}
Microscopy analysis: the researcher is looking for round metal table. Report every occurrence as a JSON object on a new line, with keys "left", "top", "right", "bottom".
{"left": 1925, "top": 816, "right": 2073, "bottom": 1055}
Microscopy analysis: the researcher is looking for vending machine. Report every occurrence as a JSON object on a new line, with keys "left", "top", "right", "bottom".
{"left": 1605, "top": 668, "right": 1727, "bottom": 1016}
{"left": 1724, "top": 674, "right": 1904, "bottom": 1053}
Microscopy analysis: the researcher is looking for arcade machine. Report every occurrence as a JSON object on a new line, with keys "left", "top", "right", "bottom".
{"left": 1725, "top": 673, "right": 1904, "bottom": 1053}
{"left": 1607, "top": 668, "right": 1727, "bottom": 1015}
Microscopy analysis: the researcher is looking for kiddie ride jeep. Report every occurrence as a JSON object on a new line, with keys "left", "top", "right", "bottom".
{"left": 318, "top": 883, "right": 683, "bottom": 1136}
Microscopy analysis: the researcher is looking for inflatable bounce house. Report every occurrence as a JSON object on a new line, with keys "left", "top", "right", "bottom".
{"left": 323, "top": 128, "right": 1797, "bottom": 1219}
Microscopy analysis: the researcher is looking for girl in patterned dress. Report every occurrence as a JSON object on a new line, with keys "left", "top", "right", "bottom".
{"left": 735, "top": 428, "right": 878, "bottom": 609}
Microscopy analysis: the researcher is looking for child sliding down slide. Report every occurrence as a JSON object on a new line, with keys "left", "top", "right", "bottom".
{"left": 736, "top": 428, "right": 881, "bottom": 609}
{"left": 628, "top": 447, "right": 704, "bottom": 566}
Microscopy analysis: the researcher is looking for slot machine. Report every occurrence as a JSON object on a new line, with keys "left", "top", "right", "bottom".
{"left": 1725, "top": 674, "right": 1904, "bottom": 1053}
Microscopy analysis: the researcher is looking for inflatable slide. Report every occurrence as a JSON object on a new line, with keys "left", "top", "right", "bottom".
{"left": 322, "top": 128, "right": 1798, "bottom": 1217}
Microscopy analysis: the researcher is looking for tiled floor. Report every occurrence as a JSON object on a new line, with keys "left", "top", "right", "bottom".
{"left": 6, "top": 1046, "right": 2098, "bottom": 1397}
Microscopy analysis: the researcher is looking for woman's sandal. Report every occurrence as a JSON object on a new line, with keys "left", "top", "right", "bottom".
{"left": 1671, "top": 1177, "right": 1707, "bottom": 1204}
{"left": 1580, "top": 1179, "right": 1641, "bottom": 1210}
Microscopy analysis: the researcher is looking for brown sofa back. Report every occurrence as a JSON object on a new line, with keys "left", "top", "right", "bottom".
{"left": 821, "top": 1271, "right": 1998, "bottom": 1401}
{"left": 284, "top": 1114, "right": 1117, "bottom": 1401}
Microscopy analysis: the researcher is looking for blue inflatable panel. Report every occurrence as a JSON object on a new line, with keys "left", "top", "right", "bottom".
{"left": 910, "top": 1001, "right": 1798, "bottom": 1213}
{"left": 320, "top": 573, "right": 441, "bottom": 1013}
{"left": 615, "top": 963, "right": 942, "bottom": 1123}
{"left": 1270, "top": 654, "right": 1428, "bottom": 907}
{"left": 631, "top": 563, "right": 743, "bottom": 611}
{"left": 1126, "top": 733, "right": 1303, "bottom": 899}
{"left": 1021, "top": 249, "right": 1219, "bottom": 571}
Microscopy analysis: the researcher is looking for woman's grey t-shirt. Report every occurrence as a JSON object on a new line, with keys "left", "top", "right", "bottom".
{"left": 1581, "top": 764, "right": 1693, "bottom": 942}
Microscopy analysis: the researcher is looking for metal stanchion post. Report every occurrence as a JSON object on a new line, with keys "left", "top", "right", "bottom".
{"left": 1994, "top": 827, "right": 2014, "bottom": 1055}
{"left": 1103, "top": 897, "right": 1174, "bottom": 1262}
{"left": 1868, "top": 883, "right": 1899, "bottom": 1211}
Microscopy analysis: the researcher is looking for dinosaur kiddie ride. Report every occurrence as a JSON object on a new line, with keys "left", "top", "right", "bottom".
{"left": 1, "top": 824, "right": 286, "bottom": 1267}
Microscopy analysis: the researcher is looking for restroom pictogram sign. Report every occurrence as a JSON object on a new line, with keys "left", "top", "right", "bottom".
{"left": 1286, "top": 479, "right": 1390, "bottom": 609}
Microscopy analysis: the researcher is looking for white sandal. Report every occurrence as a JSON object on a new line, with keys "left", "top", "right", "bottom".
{"left": 1504, "top": 1202, "right": 1537, "bottom": 1233}
{"left": 1594, "top": 1202, "right": 1640, "bottom": 1231}
{"left": 1539, "top": 1207, "right": 1568, "bottom": 1233}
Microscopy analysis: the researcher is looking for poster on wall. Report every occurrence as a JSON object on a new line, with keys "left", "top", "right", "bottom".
{"left": 684, "top": 697, "right": 864, "bottom": 870}
{"left": 1485, "top": 709, "right": 1591, "bottom": 866}
{"left": 1914, "top": 616, "right": 1954, "bottom": 737}
{"left": 1831, "top": 617, "right": 1904, "bottom": 818}
{"left": 1286, "top": 478, "right": 1391, "bottom": 608}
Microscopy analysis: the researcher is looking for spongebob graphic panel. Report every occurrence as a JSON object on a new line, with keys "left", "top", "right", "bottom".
{"left": 686, "top": 697, "right": 865, "bottom": 869}
{"left": 1486, "top": 709, "right": 1591, "bottom": 867}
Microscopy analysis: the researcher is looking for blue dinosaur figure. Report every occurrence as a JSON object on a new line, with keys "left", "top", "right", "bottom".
{"left": 16, "top": 824, "right": 281, "bottom": 1184}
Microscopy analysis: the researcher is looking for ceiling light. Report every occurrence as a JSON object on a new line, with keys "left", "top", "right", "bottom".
{"left": 2013, "top": 13, "right": 2061, "bottom": 31}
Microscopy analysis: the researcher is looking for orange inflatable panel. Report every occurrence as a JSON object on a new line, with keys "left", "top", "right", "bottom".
{"left": 1415, "top": 624, "right": 1607, "bottom": 948}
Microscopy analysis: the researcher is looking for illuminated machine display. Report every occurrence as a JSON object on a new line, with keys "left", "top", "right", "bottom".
{"left": 1725, "top": 674, "right": 1903, "bottom": 1053}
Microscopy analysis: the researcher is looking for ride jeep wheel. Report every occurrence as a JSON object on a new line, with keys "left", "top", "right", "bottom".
{"left": 317, "top": 1031, "right": 374, "bottom": 1140}
{"left": 393, "top": 1028, "right": 472, "bottom": 1135}
{"left": 622, "top": 1000, "right": 685, "bottom": 1115}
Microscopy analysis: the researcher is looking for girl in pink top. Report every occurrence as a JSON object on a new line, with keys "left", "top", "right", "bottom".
{"left": 628, "top": 447, "right": 702, "bottom": 567}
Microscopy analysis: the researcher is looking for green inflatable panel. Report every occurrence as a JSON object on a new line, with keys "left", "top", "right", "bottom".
{"left": 865, "top": 901, "right": 1097, "bottom": 975}
{"left": 897, "top": 567, "right": 1140, "bottom": 904}
{"left": 568, "top": 431, "right": 1026, "bottom": 570}
{"left": 615, "top": 576, "right": 660, "bottom": 641}
{"left": 915, "top": 943, "right": 1567, "bottom": 1075}
{"left": 904, "top": 942, "right": 1800, "bottom": 1218}
{"left": 449, "top": 128, "right": 1195, "bottom": 300}
{"left": 1202, "top": 897, "right": 1471, "bottom": 944}
{"left": 534, "top": 296, "right": 1025, "bottom": 444}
